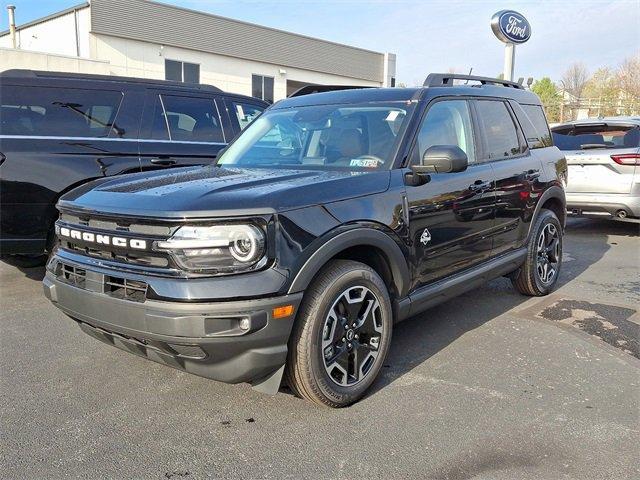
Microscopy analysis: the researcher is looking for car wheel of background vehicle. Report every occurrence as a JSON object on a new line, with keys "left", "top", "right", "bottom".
{"left": 285, "top": 259, "right": 393, "bottom": 408}
{"left": 511, "top": 208, "right": 563, "bottom": 296}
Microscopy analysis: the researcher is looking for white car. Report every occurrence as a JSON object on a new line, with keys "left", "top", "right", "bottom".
{"left": 552, "top": 117, "right": 640, "bottom": 222}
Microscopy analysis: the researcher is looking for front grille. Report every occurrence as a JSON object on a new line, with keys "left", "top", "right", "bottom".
{"left": 56, "top": 212, "right": 177, "bottom": 271}
{"left": 104, "top": 275, "right": 148, "bottom": 303}
{"left": 64, "top": 241, "right": 170, "bottom": 268}
{"left": 104, "top": 275, "right": 147, "bottom": 302}
{"left": 55, "top": 260, "right": 148, "bottom": 303}
{"left": 57, "top": 263, "right": 87, "bottom": 288}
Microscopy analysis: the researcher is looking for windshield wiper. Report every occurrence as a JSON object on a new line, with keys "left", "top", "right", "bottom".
{"left": 580, "top": 144, "right": 608, "bottom": 150}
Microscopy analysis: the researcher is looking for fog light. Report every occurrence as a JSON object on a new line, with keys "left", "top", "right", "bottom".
{"left": 239, "top": 318, "right": 251, "bottom": 331}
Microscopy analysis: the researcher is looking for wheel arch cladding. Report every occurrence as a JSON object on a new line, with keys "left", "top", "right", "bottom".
{"left": 287, "top": 228, "right": 410, "bottom": 298}
{"left": 529, "top": 186, "right": 566, "bottom": 237}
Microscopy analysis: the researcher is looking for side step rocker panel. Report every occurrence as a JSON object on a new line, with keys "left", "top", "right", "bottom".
{"left": 396, "top": 248, "right": 527, "bottom": 322}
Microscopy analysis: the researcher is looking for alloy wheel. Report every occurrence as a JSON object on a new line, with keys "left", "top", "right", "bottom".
{"left": 321, "top": 286, "right": 383, "bottom": 387}
{"left": 536, "top": 223, "right": 560, "bottom": 284}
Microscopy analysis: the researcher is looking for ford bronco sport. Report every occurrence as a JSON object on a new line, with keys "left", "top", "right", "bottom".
{"left": 43, "top": 74, "right": 567, "bottom": 407}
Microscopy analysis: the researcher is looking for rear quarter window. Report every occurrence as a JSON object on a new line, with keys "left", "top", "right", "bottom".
{"left": 552, "top": 124, "right": 640, "bottom": 151}
{"left": 0, "top": 85, "right": 123, "bottom": 138}
{"left": 520, "top": 104, "right": 552, "bottom": 148}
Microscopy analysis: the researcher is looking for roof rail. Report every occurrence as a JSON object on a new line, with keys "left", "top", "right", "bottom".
{"left": 288, "top": 84, "right": 373, "bottom": 98}
{"left": 424, "top": 73, "right": 524, "bottom": 89}
{"left": 0, "top": 69, "right": 223, "bottom": 92}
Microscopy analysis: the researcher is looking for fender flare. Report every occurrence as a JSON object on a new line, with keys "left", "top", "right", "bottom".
{"left": 287, "top": 228, "right": 411, "bottom": 297}
{"left": 528, "top": 185, "right": 566, "bottom": 239}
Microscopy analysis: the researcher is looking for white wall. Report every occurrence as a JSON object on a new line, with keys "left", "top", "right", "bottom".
{"left": 0, "top": 7, "right": 90, "bottom": 57}
{"left": 0, "top": 47, "right": 110, "bottom": 74}
{"left": 90, "top": 34, "right": 381, "bottom": 100}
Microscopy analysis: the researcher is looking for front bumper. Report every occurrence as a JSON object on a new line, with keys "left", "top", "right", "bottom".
{"left": 566, "top": 192, "right": 640, "bottom": 219}
{"left": 43, "top": 257, "right": 303, "bottom": 389}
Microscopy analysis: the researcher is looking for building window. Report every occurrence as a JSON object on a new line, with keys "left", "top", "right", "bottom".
{"left": 165, "top": 59, "right": 200, "bottom": 84}
{"left": 252, "top": 74, "right": 274, "bottom": 103}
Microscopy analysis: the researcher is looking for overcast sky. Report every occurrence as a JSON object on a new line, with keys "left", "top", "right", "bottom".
{"left": 2, "top": 0, "right": 638, "bottom": 84}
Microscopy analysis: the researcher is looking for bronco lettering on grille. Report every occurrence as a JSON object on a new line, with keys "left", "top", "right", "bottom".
{"left": 58, "top": 226, "right": 147, "bottom": 250}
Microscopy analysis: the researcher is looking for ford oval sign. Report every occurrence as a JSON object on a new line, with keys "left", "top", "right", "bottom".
{"left": 491, "top": 10, "right": 531, "bottom": 44}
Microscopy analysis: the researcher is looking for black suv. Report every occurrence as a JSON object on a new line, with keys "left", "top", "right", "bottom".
{"left": 43, "top": 74, "right": 567, "bottom": 407}
{"left": 0, "top": 69, "right": 267, "bottom": 261}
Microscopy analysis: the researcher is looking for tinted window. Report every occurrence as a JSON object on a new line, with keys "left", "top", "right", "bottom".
{"left": 232, "top": 102, "right": 265, "bottom": 130}
{"left": 252, "top": 75, "right": 274, "bottom": 103}
{"left": 520, "top": 104, "right": 552, "bottom": 148}
{"left": 150, "top": 95, "right": 224, "bottom": 143}
{"left": 476, "top": 100, "right": 521, "bottom": 160}
{"left": 552, "top": 124, "right": 640, "bottom": 151}
{"left": 0, "top": 85, "right": 122, "bottom": 138}
{"left": 412, "top": 100, "right": 476, "bottom": 164}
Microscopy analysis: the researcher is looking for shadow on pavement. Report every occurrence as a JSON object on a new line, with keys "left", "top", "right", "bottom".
{"left": 367, "top": 217, "right": 626, "bottom": 395}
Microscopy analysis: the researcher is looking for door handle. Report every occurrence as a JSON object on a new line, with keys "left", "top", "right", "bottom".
{"left": 469, "top": 180, "right": 491, "bottom": 191}
{"left": 150, "top": 158, "right": 177, "bottom": 166}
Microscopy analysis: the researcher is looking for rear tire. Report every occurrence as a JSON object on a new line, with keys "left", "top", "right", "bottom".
{"left": 285, "top": 260, "right": 393, "bottom": 407}
{"left": 511, "top": 208, "right": 562, "bottom": 296}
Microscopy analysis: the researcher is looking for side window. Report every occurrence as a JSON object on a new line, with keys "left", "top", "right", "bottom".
{"left": 232, "top": 102, "right": 265, "bottom": 130}
{"left": 475, "top": 100, "right": 522, "bottom": 160}
{"left": 520, "top": 104, "right": 552, "bottom": 148}
{"left": 149, "top": 95, "right": 225, "bottom": 143}
{"left": 411, "top": 100, "right": 476, "bottom": 165}
{"left": 0, "top": 85, "right": 122, "bottom": 137}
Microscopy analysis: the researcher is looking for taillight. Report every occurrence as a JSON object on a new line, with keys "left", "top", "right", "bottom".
{"left": 611, "top": 153, "right": 640, "bottom": 166}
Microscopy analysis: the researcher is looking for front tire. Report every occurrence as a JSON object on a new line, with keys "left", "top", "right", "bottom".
{"left": 511, "top": 208, "right": 563, "bottom": 296}
{"left": 285, "top": 260, "right": 393, "bottom": 407}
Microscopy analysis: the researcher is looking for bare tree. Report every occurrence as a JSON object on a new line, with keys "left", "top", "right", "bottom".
{"left": 561, "top": 63, "right": 589, "bottom": 99}
{"left": 617, "top": 55, "right": 640, "bottom": 100}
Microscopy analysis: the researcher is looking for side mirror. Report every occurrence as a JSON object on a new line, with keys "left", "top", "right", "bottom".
{"left": 412, "top": 145, "right": 468, "bottom": 174}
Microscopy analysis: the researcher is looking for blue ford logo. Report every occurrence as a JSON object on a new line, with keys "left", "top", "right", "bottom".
{"left": 491, "top": 10, "right": 531, "bottom": 44}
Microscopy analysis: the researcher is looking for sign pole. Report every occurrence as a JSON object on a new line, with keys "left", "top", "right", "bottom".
{"left": 504, "top": 43, "right": 515, "bottom": 81}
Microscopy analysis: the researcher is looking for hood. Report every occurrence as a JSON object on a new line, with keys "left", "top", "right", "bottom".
{"left": 59, "top": 165, "right": 391, "bottom": 218}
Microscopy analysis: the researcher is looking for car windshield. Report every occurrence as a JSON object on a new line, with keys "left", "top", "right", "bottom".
{"left": 217, "top": 102, "right": 414, "bottom": 170}
{"left": 552, "top": 123, "right": 640, "bottom": 151}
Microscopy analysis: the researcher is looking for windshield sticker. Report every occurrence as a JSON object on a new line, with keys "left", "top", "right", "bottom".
{"left": 385, "top": 110, "right": 400, "bottom": 122}
{"left": 350, "top": 158, "right": 380, "bottom": 168}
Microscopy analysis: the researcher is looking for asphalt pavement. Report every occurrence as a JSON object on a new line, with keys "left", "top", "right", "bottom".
{"left": 1, "top": 218, "right": 638, "bottom": 479}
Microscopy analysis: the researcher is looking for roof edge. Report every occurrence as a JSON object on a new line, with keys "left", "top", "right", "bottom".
{"left": 0, "top": 2, "right": 89, "bottom": 37}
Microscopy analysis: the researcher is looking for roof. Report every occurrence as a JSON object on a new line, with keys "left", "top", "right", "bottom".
{"left": 0, "top": 2, "right": 89, "bottom": 37}
{"left": 273, "top": 75, "right": 542, "bottom": 109}
{"left": 0, "top": 69, "right": 223, "bottom": 93}
{"left": 90, "top": 0, "right": 385, "bottom": 82}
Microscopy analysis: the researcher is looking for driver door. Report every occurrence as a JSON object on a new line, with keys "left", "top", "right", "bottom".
{"left": 404, "top": 99, "right": 497, "bottom": 288}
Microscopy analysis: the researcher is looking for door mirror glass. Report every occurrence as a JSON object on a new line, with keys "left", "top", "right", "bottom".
{"left": 412, "top": 145, "right": 468, "bottom": 174}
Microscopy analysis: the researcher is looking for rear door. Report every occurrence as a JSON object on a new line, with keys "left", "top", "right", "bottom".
{"left": 0, "top": 83, "right": 141, "bottom": 252}
{"left": 472, "top": 98, "right": 544, "bottom": 255}
{"left": 552, "top": 122, "right": 639, "bottom": 194}
{"left": 138, "top": 91, "right": 230, "bottom": 171}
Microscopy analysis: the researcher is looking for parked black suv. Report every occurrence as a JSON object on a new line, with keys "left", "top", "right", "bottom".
{"left": 0, "top": 69, "right": 267, "bottom": 261}
{"left": 43, "top": 74, "right": 567, "bottom": 407}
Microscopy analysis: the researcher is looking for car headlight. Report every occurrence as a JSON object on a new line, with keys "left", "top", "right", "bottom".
{"left": 156, "top": 224, "right": 266, "bottom": 273}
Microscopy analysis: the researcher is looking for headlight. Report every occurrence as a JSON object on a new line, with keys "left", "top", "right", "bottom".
{"left": 156, "top": 224, "right": 266, "bottom": 273}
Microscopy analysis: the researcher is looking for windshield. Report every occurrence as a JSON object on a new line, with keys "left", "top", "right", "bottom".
{"left": 217, "top": 102, "right": 414, "bottom": 170}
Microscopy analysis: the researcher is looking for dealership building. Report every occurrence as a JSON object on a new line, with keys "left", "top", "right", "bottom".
{"left": 0, "top": 0, "right": 396, "bottom": 101}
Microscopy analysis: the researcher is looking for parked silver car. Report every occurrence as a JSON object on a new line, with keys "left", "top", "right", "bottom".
{"left": 551, "top": 117, "right": 640, "bottom": 222}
